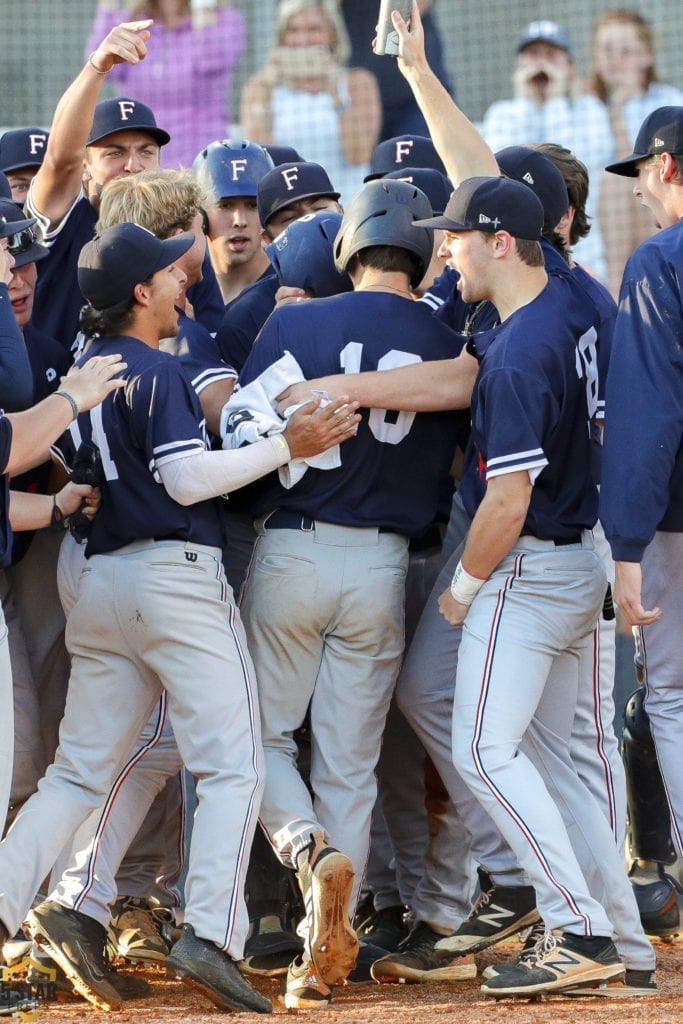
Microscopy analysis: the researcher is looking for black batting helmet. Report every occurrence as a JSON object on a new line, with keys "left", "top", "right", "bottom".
{"left": 333, "top": 179, "right": 434, "bottom": 289}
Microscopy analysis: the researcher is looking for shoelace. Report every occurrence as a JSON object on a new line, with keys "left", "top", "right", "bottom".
{"left": 520, "top": 929, "right": 556, "bottom": 971}
{"left": 464, "top": 888, "right": 492, "bottom": 921}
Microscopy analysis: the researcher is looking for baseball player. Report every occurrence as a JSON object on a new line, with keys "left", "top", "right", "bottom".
{"left": 0, "top": 199, "right": 72, "bottom": 824}
{"left": 237, "top": 178, "right": 459, "bottom": 1008}
{"left": 0, "top": 231, "right": 125, "bottom": 839}
{"left": 600, "top": 104, "right": 683, "bottom": 895}
{"left": 194, "top": 139, "right": 274, "bottom": 304}
{"left": 215, "top": 161, "right": 343, "bottom": 373}
{"left": 0, "top": 128, "right": 49, "bottom": 205}
{"left": 0, "top": 221, "right": 356, "bottom": 1014}
{"left": 415, "top": 176, "right": 629, "bottom": 997}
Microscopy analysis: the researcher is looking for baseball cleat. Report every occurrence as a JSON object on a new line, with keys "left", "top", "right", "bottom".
{"left": 26, "top": 900, "right": 123, "bottom": 1011}
{"left": 296, "top": 831, "right": 358, "bottom": 986}
{"left": 481, "top": 922, "right": 548, "bottom": 979}
{"left": 480, "top": 930, "right": 624, "bottom": 998}
{"left": 371, "top": 921, "right": 477, "bottom": 984}
{"left": 284, "top": 956, "right": 332, "bottom": 1009}
{"left": 435, "top": 880, "right": 540, "bottom": 958}
{"left": 629, "top": 865, "right": 681, "bottom": 937}
{"left": 109, "top": 895, "right": 171, "bottom": 964}
{"left": 166, "top": 923, "right": 272, "bottom": 1014}
{"left": 565, "top": 967, "right": 657, "bottom": 997}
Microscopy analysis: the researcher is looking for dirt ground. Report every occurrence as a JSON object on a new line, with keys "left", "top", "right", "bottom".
{"left": 14, "top": 933, "right": 683, "bottom": 1024}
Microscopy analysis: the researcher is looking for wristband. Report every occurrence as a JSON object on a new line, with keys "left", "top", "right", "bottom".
{"left": 450, "top": 560, "right": 486, "bottom": 606}
{"left": 87, "top": 52, "right": 111, "bottom": 75}
{"left": 55, "top": 390, "right": 79, "bottom": 421}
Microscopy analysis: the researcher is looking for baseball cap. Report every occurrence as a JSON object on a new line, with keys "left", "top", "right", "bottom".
{"left": 414, "top": 176, "right": 544, "bottom": 241}
{"left": 385, "top": 167, "right": 452, "bottom": 216}
{"left": 365, "top": 135, "right": 446, "bottom": 181}
{"left": 263, "top": 144, "right": 303, "bottom": 166}
{"left": 0, "top": 128, "right": 50, "bottom": 173}
{"left": 605, "top": 106, "right": 683, "bottom": 176}
{"left": 0, "top": 199, "right": 49, "bottom": 266}
{"left": 517, "top": 20, "right": 573, "bottom": 56}
{"left": 78, "top": 222, "right": 193, "bottom": 310}
{"left": 86, "top": 98, "right": 170, "bottom": 148}
{"left": 257, "top": 162, "right": 340, "bottom": 228}
{"left": 0, "top": 173, "right": 12, "bottom": 200}
{"left": 495, "top": 146, "right": 569, "bottom": 229}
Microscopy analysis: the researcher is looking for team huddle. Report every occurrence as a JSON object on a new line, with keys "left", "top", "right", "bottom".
{"left": 0, "top": 2, "right": 681, "bottom": 1017}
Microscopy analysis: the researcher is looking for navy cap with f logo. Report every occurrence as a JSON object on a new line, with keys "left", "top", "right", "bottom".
{"left": 257, "top": 161, "right": 340, "bottom": 228}
{"left": 86, "top": 98, "right": 171, "bottom": 148}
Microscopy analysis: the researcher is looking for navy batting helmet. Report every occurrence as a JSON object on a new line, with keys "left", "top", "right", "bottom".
{"left": 266, "top": 212, "right": 352, "bottom": 297}
{"left": 334, "top": 179, "right": 434, "bottom": 289}
{"left": 193, "top": 139, "right": 274, "bottom": 201}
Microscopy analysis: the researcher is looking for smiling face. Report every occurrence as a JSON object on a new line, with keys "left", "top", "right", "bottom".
{"left": 8, "top": 261, "right": 37, "bottom": 328}
{"left": 144, "top": 261, "right": 188, "bottom": 340}
{"left": 85, "top": 131, "right": 161, "bottom": 197}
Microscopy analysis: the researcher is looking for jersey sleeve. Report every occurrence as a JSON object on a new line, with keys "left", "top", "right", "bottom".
{"left": 127, "top": 358, "right": 208, "bottom": 481}
{"left": 600, "top": 253, "right": 683, "bottom": 561}
{"left": 476, "top": 365, "right": 558, "bottom": 483}
{"left": 0, "top": 285, "right": 33, "bottom": 412}
{"left": 239, "top": 313, "right": 287, "bottom": 386}
{"left": 0, "top": 415, "right": 12, "bottom": 475}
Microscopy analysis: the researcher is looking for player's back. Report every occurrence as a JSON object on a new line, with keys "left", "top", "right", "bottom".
{"left": 241, "top": 291, "right": 461, "bottom": 536}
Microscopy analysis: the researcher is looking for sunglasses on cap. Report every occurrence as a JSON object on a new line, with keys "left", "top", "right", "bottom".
{"left": 7, "top": 224, "right": 42, "bottom": 256}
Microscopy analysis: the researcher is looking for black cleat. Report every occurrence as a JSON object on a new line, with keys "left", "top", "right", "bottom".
{"left": 371, "top": 921, "right": 477, "bottom": 984}
{"left": 481, "top": 931, "right": 624, "bottom": 997}
{"left": 166, "top": 923, "right": 272, "bottom": 1013}
{"left": 26, "top": 900, "right": 123, "bottom": 1011}
{"left": 630, "top": 865, "right": 681, "bottom": 937}
{"left": 435, "top": 879, "right": 539, "bottom": 958}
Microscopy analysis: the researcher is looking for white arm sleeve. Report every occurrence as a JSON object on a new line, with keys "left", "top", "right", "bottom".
{"left": 158, "top": 435, "right": 291, "bottom": 506}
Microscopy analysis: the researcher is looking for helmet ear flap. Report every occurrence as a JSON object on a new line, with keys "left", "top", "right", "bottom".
{"left": 266, "top": 212, "right": 352, "bottom": 297}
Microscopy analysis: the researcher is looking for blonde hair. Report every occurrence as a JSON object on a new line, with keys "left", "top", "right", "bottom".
{"left": 97, "top": 169, "right": 208, "bottom": 238}
{"left": 589, "top": 9, "right": 658, "bottom": 103}
{"left": 276, "top": 0, "right": 351, "bottom": 65}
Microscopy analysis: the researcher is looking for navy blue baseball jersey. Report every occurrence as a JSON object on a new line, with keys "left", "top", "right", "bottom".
{"left": 161, "top": 309, "right": 237, "bottom": 406}
{"left": 186, "top": 250, "right": 225, "bottom": 333}
{"left": 215, "top": 267, "right": 279, "bottom": 372}
{"left": 0, "top": 416, "right": 11, "bottom": 567}
{"left": 240, "top": 292, "right": 459, "bottom": 536}
{"left": 28, "top": 194, "right": 97, "bottom": 352}
{"left": 10, "top": 324, "right": 70, "bottom": 564}
{"left": 459, "top": 273, "right": 600, "bottom": 540}
{"left": 600, "top": 221, "right": 683, "bottom": 561}
{"left": 52, "top": 335, "right": 224, "bottom": 556}
{"left": 0, "top": 283, "right": 33, "bottom": 411}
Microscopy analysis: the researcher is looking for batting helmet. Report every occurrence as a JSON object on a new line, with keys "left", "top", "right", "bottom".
{"left": 266, "top": 211, "right": 352, "bottom": 297}
{"left": 193, "top": 139, "right": 274, "bottom": 201}
{"left": 334, "top": 179, "right": 434, "bottom": 290}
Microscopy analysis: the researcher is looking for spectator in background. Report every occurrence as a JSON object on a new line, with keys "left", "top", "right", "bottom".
{"left": 480, "top": 20, "right": 613, "bottom": 282}
{"left": 241, "top": 0, "right": 381, "bottom": 203}
{"left": 341, "top": 0, "right": 454, "bottom": 142}
{"left": 588, "top": 9, "right": 683, "bottom": 297}
{"left": 85, "top": 0, "right": 245, "bottom": 168}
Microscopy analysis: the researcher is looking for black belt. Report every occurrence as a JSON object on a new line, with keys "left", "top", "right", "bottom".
{"left": 265, "top": 510, "right": 402, "bottom": 535}
{"left": 554, "top": 534, "right": 582, "bottom": 546}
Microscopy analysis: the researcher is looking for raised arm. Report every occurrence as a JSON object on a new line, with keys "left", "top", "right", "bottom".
{"left": 30, "top": 19, "right": 152, "bottom": 230}
{"left": 390, "top": 1, "right": 499, "bottom": 185}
